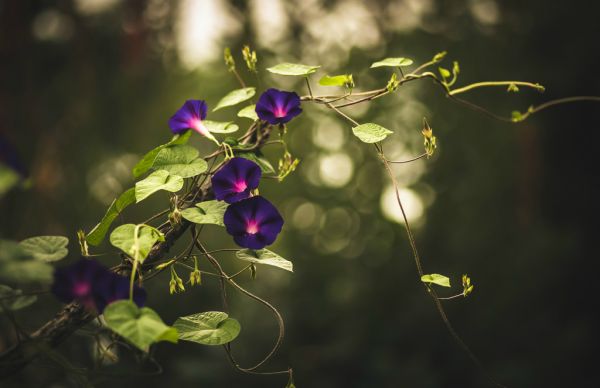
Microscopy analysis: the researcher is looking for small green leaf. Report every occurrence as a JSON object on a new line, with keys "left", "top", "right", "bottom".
{"left": 318, "top": 74, "right": 354, "bottom": 88}
{"left": 152, "top": 145, "right": 208, "bottom": 178}
{"left": 181, "top": 200, "right": 228, "bottom": 226}
{"left": 86, "top": 188, "right": 136, "bottom": 246}
{"left": 370, "top": 57, "right": 414, "bottom": 68}
{"left": 174, "top": 311, "right": 241, "bottom": 346}
{"left": 0, "top": 285, "right": 37, "bottom": 311}
{"left": 109, "top": 224, "right": 165, "bottom": 263}
{"left": 236, "top": 249, "right": 293, "bottom": 272}
{"left": 352, "top": 123, "right": 394, "bottom": 143}
{"left": 132, "top": 131, "right": 192, "bottom": 178}
{"left": 135, "top": 170, "right": 183, "bottom": 203}
{"left": 19, "top": 236, "right": 69, "bottom": 262}
{"left": 420, "top": 273, "right": 451, "bottom": 287}
{"left": 267, "top": 62, "right": 320, "bottom": 76}
{"left": 203, "top": 120, "right": 240, "bottom": 134}
{"left": 104, "top": 300, "right": 178, "bottom": 351}
{"left": 237, "top": 153, "right": 276, "bottom": 174}
{"left": 0, "top": 240, "right": 53, "bottom": 284}
{"left": 213, "top": 87, "right": 256, "bottom": 112}
{"left": 237, "top": 104, "right": 259, "bottom": 121}
{"left": 438, "top": 67, "right": 451, "bottom": 79}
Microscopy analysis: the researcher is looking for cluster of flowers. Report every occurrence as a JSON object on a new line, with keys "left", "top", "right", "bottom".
{"left": 169, "top": 88, "right": 302, "bottom": 250}
{"left": 51, "top": 89, "right": 299, "bottom": 308}
{"left": 212, "top": 157, "right": 284, "bottom": 249}
{"left": 51, "top": 259, "right": 146, "bottom": 313}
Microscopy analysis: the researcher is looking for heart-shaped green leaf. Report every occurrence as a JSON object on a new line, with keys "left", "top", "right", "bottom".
{"left": 132, "top": 131, "right": 192, "bottom": 178}
{"left": 352, "top": 123, "right": 394, "bottom": 143}
{"left": 86, "top": 188, "right": 136, "bottom": 246}
{"left": 181, "top": 200, "right": 228, "bottom": 226}
{"left": 203, "top": 120, "right": 240, "bottom": 134}
{"left": 236, "top": 249, "right": 293, "bottom": 272}
{"left": 174, "top": 311, "right": 241, "bottom": 346}
{"left": 152, "top": 145, "right": 208, "bottom": 178}
{"left": 104, "top": 300, "right": 178, "bottom": 351}
{"left": 0, "top": 240, "right": 53, "bottom": 284}
{"left": 420, "top": 273, "right": 451, "bottom": 287}
{"left": 135, "top": 170, "right": 183, "bottom": 203}
{"left": 213, "top": 87, "right": 256, "bottom": 112}
{"left": 19, "top": 236, "right": 69, "bottom": 262}
{"left": 318, "top": 74, "right": 354, "bottom": 87}
{"left": 109, "top": 224, "right": 164, "bottom": 263}
{"left": 267, "top": 63, "right": 320, "bottom": 76}
{"left": 0, "top": 285, "right": 37, "bottom": 311}
{"left": 237, "top": 104, "right": 258, "bottom": 121}
{"left": 370, "top": 57, "right": 414, "bottom": 68}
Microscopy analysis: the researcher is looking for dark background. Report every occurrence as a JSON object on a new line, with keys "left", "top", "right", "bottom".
{"left": 1, "top": 0, "right": 599, "bottom": 387}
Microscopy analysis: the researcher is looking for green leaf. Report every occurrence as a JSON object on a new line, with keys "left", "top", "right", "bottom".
{"left": 103, "top": 300, "right": 178, "bottom": 351}
{"left": 0, "top": 164, "right": 19, "bottom": 198}
{"left": 267, "top": 62, "right": 320, "bottom": 76}
{"left": 181, "top": 200, "right": 228, "bottom": 226}
{"left": 318, "top": 74, "right": 354, "bottom": 87}
{"left": 109, "top": 224, "right": 165, "bottom": 263}
{"left": 0, "top": 285, "right": 37, "bottom": 311}
{"left": 151, "top": 145, "right": 208, "bottom": 178}
{"left": 235, "top": 249, "right": 293, "bottom": 272}
{"left": 507, "top": 83, "right": 519, "bottom": 93}
{"left": 135, "top": 170, "right": 184, "bottom": 203}
{"left": 86, "top": 188, "right": 136, "bottom": 246}
{"left": 352, "top": 123, "right": 394, "bottom": 143}
{"left": 213, "top": 87, "right": 256, "bottom": 112}
{"left": 237, "top": 104, "right": 259, "bottom": 121}
{"left": 19, "top": 236, "right": 69, "bottom": 262}
{"left": 132, "top": 131, "right": 192, "bottom": 178}
{"left": 174, "top": 311, "right": 241, "bottom": 346}
{"left": 203, "top": 120, "right": 240, "bottom": 134}
{"left": 420, "top": 273, "right": 451, "bottom": 287}
{"left": 370, "top": 57, "right": 414, "bottom": 68}
{"left": 237, "top": 153, "right": 275, "bottom": 174}
{"left": 0, "top": 240, "right": 53, "bottom": 284}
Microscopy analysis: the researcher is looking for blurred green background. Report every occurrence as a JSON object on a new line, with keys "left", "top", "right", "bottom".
{"left": 1, "top": 0, "right": 599, "bottom": 387}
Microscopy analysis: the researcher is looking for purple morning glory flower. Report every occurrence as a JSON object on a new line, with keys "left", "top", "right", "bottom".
{"left": 255, "top": 88, "right": 302, "bottom": 125}
{"left": 94, "top": 273, "right": 146, "bottom": 313}
{"left": 51, "top": 259, "right": 108, "bottom": 310}
{"left": 51, "top": 259, "right": 146, "bottom": 313}
{"left": 224, "top": 196, "right": 284, "bottom": 249}
{"left": 212, "top": 157, "right": 262, "bottom": 204}
{"left": 168, "top": 100, "right": 217, "bottom": 142}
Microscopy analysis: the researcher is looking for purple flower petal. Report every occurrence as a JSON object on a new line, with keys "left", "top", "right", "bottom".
{"left": 94, "top": 273, "right": 147, "bottom": 313}
{"left": 51, "top": 259, "right": 147, "bottom": 313}
{"left": 255, "top": 89, "right": 302, "bottom": 125}
{"left": 168, "top": 100, "right": 210, "bottom": 136}
{"left": 224, "top": 196, "right": 284, "bottom": 249}
{"left": 51, "top": 259, "right": 109, "bottom": 310}
{"left": 212, "top": 157, "right": 262, "bottom": 204}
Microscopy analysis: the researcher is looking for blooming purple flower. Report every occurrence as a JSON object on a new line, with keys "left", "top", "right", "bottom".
{"left": 51, "top": 259, "right": 146, "bottom": 313}
{"left": 255, "top": 88, "right": 302, "bottom": 125}
{"left": 51, "top": 259, "right": 106, "bottom": 310}
{"left": 94, "top": 272, "right": 146, "bottom": 313}
{"left": 168, "top": 100, "right": 217, "bottom": 142}
{"left": 224, "top": 196, "right": 284, "bottom": 249}
{"left": 212, "top": 157, "right": 262, "bottom": 204}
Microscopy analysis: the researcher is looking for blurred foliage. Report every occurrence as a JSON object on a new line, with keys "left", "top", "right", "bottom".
{"left": 1, "top": 0, "right": 599, "bottom": 387}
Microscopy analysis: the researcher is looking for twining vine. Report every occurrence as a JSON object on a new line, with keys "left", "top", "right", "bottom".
{"left": 0, "top": 46, "right": 598, "bottom": 387}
